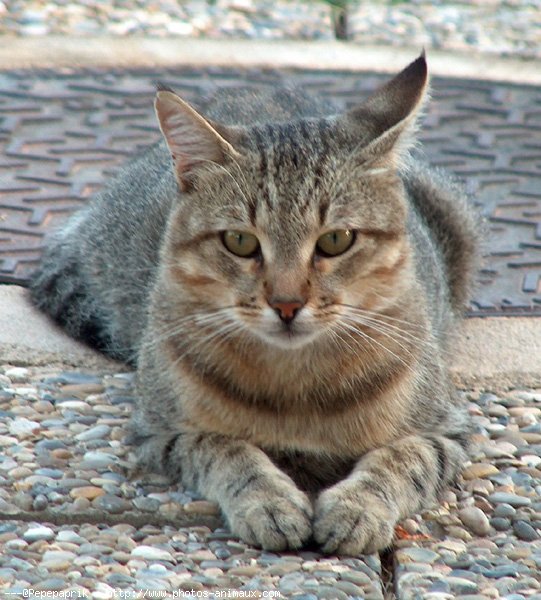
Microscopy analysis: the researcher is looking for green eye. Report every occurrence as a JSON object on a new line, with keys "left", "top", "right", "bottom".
{"left": 316, "top": 229, "right": 355, "bottom": 257}
{"left": 222, "top": 231, "right": 260, "bottom": 258}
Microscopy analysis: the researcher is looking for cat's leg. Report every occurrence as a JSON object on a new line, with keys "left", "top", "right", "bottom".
{"left": 135, "top": 430, "right": 313, "bottom": 551}
{"left": 313, "top": 431, "right": 468, "bottom": 554}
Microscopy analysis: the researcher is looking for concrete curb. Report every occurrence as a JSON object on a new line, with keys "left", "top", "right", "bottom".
{"left": 1, "top": 37, "right": 541, "bottom": 85}
{"left": 0, "top": 285, "right": 121, "bottom": 371}
{"left": 2, "top": 285, "right": 540, "bottom": 389}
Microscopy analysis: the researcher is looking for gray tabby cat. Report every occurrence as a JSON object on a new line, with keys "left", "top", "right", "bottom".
{"left": 30, "top": 54, "right": 478, "bottom": 554}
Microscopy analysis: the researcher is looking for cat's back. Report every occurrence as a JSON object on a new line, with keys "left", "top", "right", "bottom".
{"left": 404, "top": 159, "right": 478, "bottom": 326}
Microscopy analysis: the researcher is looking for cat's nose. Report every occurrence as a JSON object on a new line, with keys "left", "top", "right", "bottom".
{"left": 269, "top": 299, "right": 304, "bottom": 324}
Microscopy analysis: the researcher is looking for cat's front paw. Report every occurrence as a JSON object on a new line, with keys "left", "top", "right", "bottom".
{"left": 226, "top": 485, "right": 313, "bottom": 551}
{"left": 314, "top": 481, "right": 398, "bottom": 555}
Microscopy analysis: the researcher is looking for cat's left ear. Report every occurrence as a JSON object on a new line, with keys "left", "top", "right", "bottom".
{"left": 345, "top": 52, "right": 429, "bottom": 162}
{"left": 155, "top": 90, "right": 242, "bottom": 192}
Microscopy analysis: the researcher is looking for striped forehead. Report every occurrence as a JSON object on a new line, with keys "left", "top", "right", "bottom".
{"left": 249, "top": 120, "right": 333, "bottom": 220}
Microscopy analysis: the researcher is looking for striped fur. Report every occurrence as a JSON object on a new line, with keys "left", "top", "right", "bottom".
{"left": 30, "top": 55, "right": 479, "bottom": 554}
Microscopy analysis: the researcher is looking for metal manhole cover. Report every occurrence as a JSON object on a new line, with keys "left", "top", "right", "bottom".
{"left": 0, "top": 66, "right": 540, "bottom": 317}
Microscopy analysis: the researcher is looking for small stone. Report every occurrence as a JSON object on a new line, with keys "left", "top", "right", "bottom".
{"left": 513, "top": 520, "right": 540, "bottom": 541}
{"left": 0, "top": 458, "right": 18, "bottom": 472}
{"left": 401, "top": 518, "right": 419, "bottom": 535}
{"left": 132, "top": 497, "right": 160, "bottom": 512}
{"left": 493, "top": 503, "right": 516, "bottom": 518}
{"left": 80, "top": 451, "right": 118, "bottom": 469}
{"left": 56, "top": 530, "right": 85, "bottom": 544}
{"left": 8, "top": 467, "right": 33, "bottom": 480}
{"left": 462, "top": 463, "right": 499, "bottom": 480}
{"left": 92, "top": 495, "right": 131, "bottom": 514}
{"left": 340, "top": 570, "right": 372, "bottom": 585}
{"left": 0, "top": 498, "right": 19, "bottom": 515}
{"left": 35, "top": 468, "right": 63, "bottom": 479}
{"left": 190, "top": 550, "right": 216, "bottom": 562}
{"left": 437, "top": 540, "right": 467, "bottom": 554}
{"left": 334, "top": 581, "right": 365, "bottom": 596}
{"left": 397, "top": 547, "right": 440, "bottom": 564}
{"left": 131, "top": 546, "right": 174, "bottom": 562}
{"left": 9, "top": 418, "right": 40, "bottom": 437}
{"left": 490, "top": 517, "right": 511, "bottom": 531}
{"left": 32, "top": 494, "right": 49, "bottom": 511}
{"left": 61, "top": 478, "right": 92, "bottom": 490}
{"left": 34, "top": 578, "right": 67, "bottom": 591}
{"left": 521, "top": 454, "right": 541, "bottom": 467}
{"left": 214, "top": 547, "right": 230, "bottom": 560}
{"left": 183, "top": 500, "right": 220, "bottom": 515}
{"left": 70, "top": 486, "right": 106, "bottom": 501}
{"left": 5, "top": 367, "right": 29, "bottom": 382}
{"left": 484, "top": 564, "right": 519, "bottom": 578}
{"left": 266, "top": 562, "right": 302, "bottom": 576}
{"left": 445, "top": 526, "right": 472, "bottom": 541}
{"left": 447, "top": 576, "right": 479, "bottom": 593}
{"left": 458, "top": 506, "right": 490, "bottom": 536}
{"left": 75, "top": 425, "right": 111, "bottom": 442}
{"left": 42, "top": 550, "right": 76, "bottom": 571}
{"left": 228, "top": 566, "right": 261, "bottom": 576}
{"left": 56, "top": 400, "right": 89, "bottom": 412}
{"left": 488, "top": 492, "right": 531, "bottom": 507}
{"left": 158, "top": 502, "right": 181, "bottom": 519}
{"left": 23, "top": 525, "right": 55, "bottom": 542}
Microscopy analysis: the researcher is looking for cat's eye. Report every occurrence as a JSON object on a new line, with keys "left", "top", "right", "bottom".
{"left": 316, "top": 229, "right": 355, "bottom": 257}
{"left": 222, "top": 230, "right": 260, "bottom": 258}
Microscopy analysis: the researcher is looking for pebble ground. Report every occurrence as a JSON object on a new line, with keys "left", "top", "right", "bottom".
{"left": 2, "top": 0, "right": 541, "bottom": 60}
{"left": 0, "top": 364, "right": 540, "bottom": 598}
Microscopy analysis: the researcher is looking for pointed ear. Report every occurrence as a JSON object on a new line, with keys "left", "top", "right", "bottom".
{"left": 154, "top": 90, "right": 241, "bottom": 192}
{"left": 346, "top": 53, "right": 429, "bottom": 161}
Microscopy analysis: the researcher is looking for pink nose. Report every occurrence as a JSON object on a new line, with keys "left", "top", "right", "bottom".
{"left": 269, "top": 299, "right": 304, "bottom": 324}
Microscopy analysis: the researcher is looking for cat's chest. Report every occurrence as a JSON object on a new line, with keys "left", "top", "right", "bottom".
{"left": 179, "top": 366, "right": 413, "bottom": 457}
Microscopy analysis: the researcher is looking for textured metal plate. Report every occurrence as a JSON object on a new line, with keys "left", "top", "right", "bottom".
{"left": 0, "top": 67, "right": 540, "bottom": 316}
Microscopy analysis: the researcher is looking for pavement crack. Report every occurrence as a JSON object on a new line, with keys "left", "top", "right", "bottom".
{"left": 0, "top": 507, "right": 222, "bottom": 530}
{"left": 380, "top": 547, "right": 396, "bottom": 600}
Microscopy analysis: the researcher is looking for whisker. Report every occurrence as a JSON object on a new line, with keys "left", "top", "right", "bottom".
{"left": 327, "top": 325, "right": 363, "bottom": 360}
{"left": 340, "top": 314, "right": 420, "bottom": 364}
{"left": 339, "top": 306, "right": 453, "bottom": 359}
{"left": 169, "top": 320, "right": 240, "bottom": 370}
{"left": 147, "top": 306, "right": 238, "bottom": 349}
{"left": 338, "top": 302, "right": 431, "bottom": 333}
{"left": 338, "top": 320, "right": 415, "bottom": 373}
{"left": 341, "top": 311, "right": 430, "bottom": 348}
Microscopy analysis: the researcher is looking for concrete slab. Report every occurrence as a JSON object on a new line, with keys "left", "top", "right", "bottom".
{"left": 451, "top": 317, "right": 541, "bottom": 390}
{"left": 2, "top": 37, "right": 541, "bottom": 86}
{"left": 1, "top": 285, "right": 540, "bottom": 388}
{"left": 0, "top": 285, "right": 120, "bottom": 370}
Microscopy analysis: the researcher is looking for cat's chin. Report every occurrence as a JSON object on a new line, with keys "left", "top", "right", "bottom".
{"left": 258, "top": 329, "right": 321, "bottom": 351}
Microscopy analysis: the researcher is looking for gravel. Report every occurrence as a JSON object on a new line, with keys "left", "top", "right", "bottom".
{"left": 1, "top": 365, "right": 540, "bottom": 597}
{"left": 1, "top": 0, "right": 540, "bottom": 60}
{"left": 395, "top": 388, "right": 541, "bottom": 599}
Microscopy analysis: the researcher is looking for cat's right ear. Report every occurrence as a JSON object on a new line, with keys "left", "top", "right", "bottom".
{"left": 154, "top": 91, "right": 242, "bottom": 192}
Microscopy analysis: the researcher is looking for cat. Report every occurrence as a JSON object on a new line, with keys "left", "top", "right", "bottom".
{"left": 30, "top": 53, "right": 479, "bottom": 555}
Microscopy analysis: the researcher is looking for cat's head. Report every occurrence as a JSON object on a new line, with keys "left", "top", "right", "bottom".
{"left": 154, "top": 54, "right": 428, "bottom": 351}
